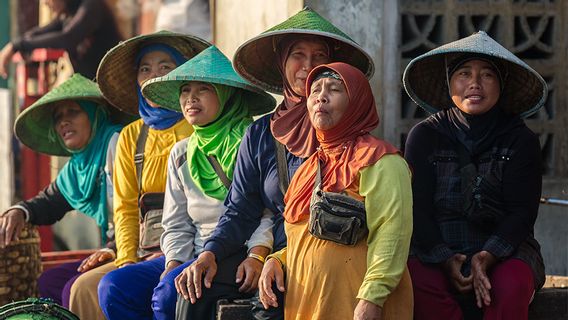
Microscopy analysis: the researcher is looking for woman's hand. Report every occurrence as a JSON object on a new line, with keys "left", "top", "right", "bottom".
{"left": 354, "top": 299, "right": 382, "bottom": 320}
{"left": 0, "top": 42, "right": 14, "bottom": 79}
{"left": 161, "top": 260, "right": 181, "bottom": 280}
{"left": 236, "top": 246, "right": 270, "bottom": 293}
{"left": 443, "top": 253, "right": 472, "bottom": 293}
{"left": 0, "top": 208, "right": 26, "bottom": 248}
{"left": 258, "top": 258, "right": 285, "bottom": 309}
{"left": 175, "top": 251, "right": 217, "bottom": 303}
{"left": 77, "top": 249, "right": 115, "bottom": 272}
{"left": 471, "top": 250, "right": 497, "bottom": 308}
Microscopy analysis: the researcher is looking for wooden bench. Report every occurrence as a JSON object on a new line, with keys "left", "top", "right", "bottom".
{"left": 215, "top": 276, "right": 568, "bottom": 320}
{"left": 40, "top": 249, "right": 96, "bottom": 271}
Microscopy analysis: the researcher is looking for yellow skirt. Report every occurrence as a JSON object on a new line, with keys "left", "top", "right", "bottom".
{"left": 284, "top": 221, "right": 413, "bottom": 320}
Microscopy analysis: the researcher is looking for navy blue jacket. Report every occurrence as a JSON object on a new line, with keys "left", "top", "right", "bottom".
{"left": 204, "top": 114, "right": 304, "bottom": 260}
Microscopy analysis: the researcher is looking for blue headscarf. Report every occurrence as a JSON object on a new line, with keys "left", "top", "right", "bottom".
{"left": 54, "top": 101, "right": 123, "bottom": 243}
{"left": 136, "top": 44, "right": 186, "bottom": 130}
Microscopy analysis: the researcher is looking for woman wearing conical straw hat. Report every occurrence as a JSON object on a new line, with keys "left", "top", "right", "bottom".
{"left": 97, "top": 45, "right": 276, "bottom": 320}
{"left": 403, "top": 31, "right": 546, "bottom": 320}
{"left": 180, "top": 7, "right": 412, "bottom": 320}
{"left": 66, "top": 31, "right": 210, "bottom": 319}
{"left": 1, "top": 73, "right": 129, "bottom": 308}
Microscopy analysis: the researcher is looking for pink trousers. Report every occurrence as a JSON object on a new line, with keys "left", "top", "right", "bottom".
{"left": 408, "top": 257, "right": 534, "bottom": 320}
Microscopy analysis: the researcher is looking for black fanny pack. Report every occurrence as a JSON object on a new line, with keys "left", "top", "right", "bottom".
{"left": 308, "top": 160, "right": 368, "bottom": 246}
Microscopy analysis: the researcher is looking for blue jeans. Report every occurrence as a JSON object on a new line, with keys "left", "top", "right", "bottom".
{"left": 98, "top": 255, "right": 194, "bottom": 320}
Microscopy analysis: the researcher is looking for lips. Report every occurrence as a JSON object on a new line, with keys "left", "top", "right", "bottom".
{"left": 465, "top": 94, "right": 484, "bottom": 102}
{"left": 61, "top": 129, "right": 75, "bottom": 139}
{"left": 184, "top": 105, "right": 202, "bottom": 115}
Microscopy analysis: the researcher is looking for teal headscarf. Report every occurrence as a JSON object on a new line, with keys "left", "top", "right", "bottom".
{"left": 54, "top": 101, "right": 123, "bottom": 243}
{"left": 187, "top": 84, "right": 253, "bottom": 200}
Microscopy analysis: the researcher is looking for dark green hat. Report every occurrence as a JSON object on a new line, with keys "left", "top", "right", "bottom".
{"left": 0, "top": 298, "right": 79, "bottom": 319}
{"left": 403, "top": 31, "right": 547, "bottom": 118}
{"left": 14, "top": 74, "right": 131, "bottom": 156}
{"left": 142, "top": 45, "right": 276, "bottom": 116}
{"left": 232, "top": 7, "right": 374, "bottom": 94}
{"left": 97, "top": 30, "right": 211, "bottom": 115}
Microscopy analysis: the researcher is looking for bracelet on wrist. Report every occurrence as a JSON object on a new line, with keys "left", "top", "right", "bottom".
{"left": 247, "top": 252, "right": 266, "bottom": 264}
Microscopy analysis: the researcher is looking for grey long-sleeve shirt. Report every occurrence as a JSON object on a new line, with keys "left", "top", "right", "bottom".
{"left": 160, "top": 139, "right": 273, "bottom": 266}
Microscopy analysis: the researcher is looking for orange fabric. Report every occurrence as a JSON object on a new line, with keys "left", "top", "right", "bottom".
{"left": 270, "top": 35, "right": 330, "bottom": 158}
{"left": 283, "top": 62, "right": 399, "bottom": 223}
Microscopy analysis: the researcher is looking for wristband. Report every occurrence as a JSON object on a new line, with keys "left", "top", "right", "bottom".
{"left": 247, "top": 252, "right": 266, "bottom": 264}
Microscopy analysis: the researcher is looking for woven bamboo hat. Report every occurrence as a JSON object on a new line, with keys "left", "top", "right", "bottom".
{"left": 14, "top": 74, "right": 132, "bottom": 156}
{"left": 403, "top": 31, "right": 547, "bottom": 118}
{"left": 232, "top": 6, "right": 374, "bottom": 94}
{"left": 97, "top": 30, "right": 211, "bottom": 115}
{"left": 142, "top": 46, "right": 276, "bottom": 116}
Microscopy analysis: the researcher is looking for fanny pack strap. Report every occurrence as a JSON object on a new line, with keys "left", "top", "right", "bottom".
{"left": 274, "top": 138, "right": 290, "bottom": 195}
{"left": 314, "top": 158, "right": 323, "bottom": 191}
{"left": 207, "top": 155, "right": 232, "bottom": 189}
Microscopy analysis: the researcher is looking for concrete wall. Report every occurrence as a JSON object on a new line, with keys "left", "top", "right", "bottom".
{"left": 212, "top": 0, "right": 304, "bottom": 58}
{"left": 304, "top": 0, "right": 397, "bottom": 139}
{"left": 537, "top": 180, "right": 568, "bottom": 276}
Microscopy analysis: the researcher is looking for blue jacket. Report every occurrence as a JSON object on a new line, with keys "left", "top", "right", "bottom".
{"left": 204, "top": 114, "right": 304, "bottom": 260}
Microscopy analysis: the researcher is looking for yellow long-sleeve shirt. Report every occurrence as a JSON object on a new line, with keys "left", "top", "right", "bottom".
{"left": 113, "top": 118, "right": 192, "bottom": 266}
{"left": 268, "top": 154, "right": 413, "bottom": 319}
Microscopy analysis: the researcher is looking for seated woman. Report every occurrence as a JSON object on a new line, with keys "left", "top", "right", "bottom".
{"left": 0, "top": 73, "right": 128, "bottom": 306}
{"left": 68, "top": 31, "right": 209, "bottom": 320}
{"left": 402, "top": 31, "right": 546, "bottom": 320}
{"left": 97, "top": 45, "right": 276, "bottom": 320}
{"left": 0, "top": 0, "right": 122, "bottom": 79}
{"left": 258, "top": 62, "right": 413, "bottom": 320}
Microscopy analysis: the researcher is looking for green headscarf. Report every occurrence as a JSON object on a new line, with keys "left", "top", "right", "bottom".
{"left": 54, "top": 101, "right": 123, "bottom": 243}
{"left": 186, "top": 84, "right": 253, "bottom": 200}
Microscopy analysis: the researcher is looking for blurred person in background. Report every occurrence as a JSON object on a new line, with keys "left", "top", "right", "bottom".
{"left": 0, "top": 0, "right": 122, "bottom": 79}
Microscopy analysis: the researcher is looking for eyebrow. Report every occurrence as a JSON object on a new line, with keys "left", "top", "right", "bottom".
{"left": 291, "top": 45, "right": 327, "bottom": 52}
{"left": 139, "top": 59, "right": 175, "bottom": 66}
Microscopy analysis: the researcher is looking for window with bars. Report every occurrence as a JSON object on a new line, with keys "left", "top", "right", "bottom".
{"left": 399, "top": 0, "right": 566, "bottom": 177}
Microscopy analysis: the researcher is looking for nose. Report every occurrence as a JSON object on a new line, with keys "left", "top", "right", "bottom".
{"left": 303, "top": 56, "right": 315, "bottom": 72}
{"left": 185, "top": 91, "right": 198, "bottom": 104}
{"left": 316, "top": 90, "right": 328, "bottom": 103}
{"left": 469, "top": 73, "right": 482, "bottom": 89}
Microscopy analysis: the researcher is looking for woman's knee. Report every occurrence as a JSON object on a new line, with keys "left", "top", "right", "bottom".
{"left": 98, "top": 270, "right": 126, "bottom": 305}
{"left": 490, "top": 259, "right": 534, "bottom": 299}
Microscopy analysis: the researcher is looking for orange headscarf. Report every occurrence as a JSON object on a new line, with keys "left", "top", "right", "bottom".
{"left": 270, "top": 35, "right": 330, "bottom": 158}
{"left": 283, "top": 62, "right": 399, "bottom": 223}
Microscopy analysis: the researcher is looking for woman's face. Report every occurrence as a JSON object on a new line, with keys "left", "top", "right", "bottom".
{"left": 449, "top": 59, "right": 501, "bottom": 115}
{"left": 307, "top": 77, "right": 350, "bottom": 131}
{"left": 44, "top": 0, "right": 67, "bottom": 15}
{"left": 53, "top": 102, "right": 92, "bottom": 150}
{"left": 284, "top": 40, "right": 330, "bottom": 96}
{"left": 137, "top": 51, "right": 177, "bottom": 107}
{"left": 179, "top": 82, "right": 220, "bottom": 126}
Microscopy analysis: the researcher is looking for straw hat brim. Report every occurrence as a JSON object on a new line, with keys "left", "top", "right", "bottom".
{"left": 97, "top": 31, "right": 211, "bottom": 115}
{"left": 14, "top": 97, "right": 131, "bottom": 157}
{"left": 142, "top": 75, "right": 276, "bottom": 117}
{"left": 403, "top": 32, "right": 547, "bottom": 118}
{"left": 233, "top": 29, "right": 375, "bottom": 94}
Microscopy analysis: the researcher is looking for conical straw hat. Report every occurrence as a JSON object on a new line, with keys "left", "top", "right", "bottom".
{"left": 97, "top": 30, "right": 211, "bottom": 114}
{"left": 403, "top": 31, "right": 547, "bottom": 118}
{"left": 233, "top": 7, "right": 374, "bottom": 94}
{"left": 142, "top": 46, "right": 276, "bottom": 116}
{"left": 14, "top": 74, "right": 133, "bottom": 156}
